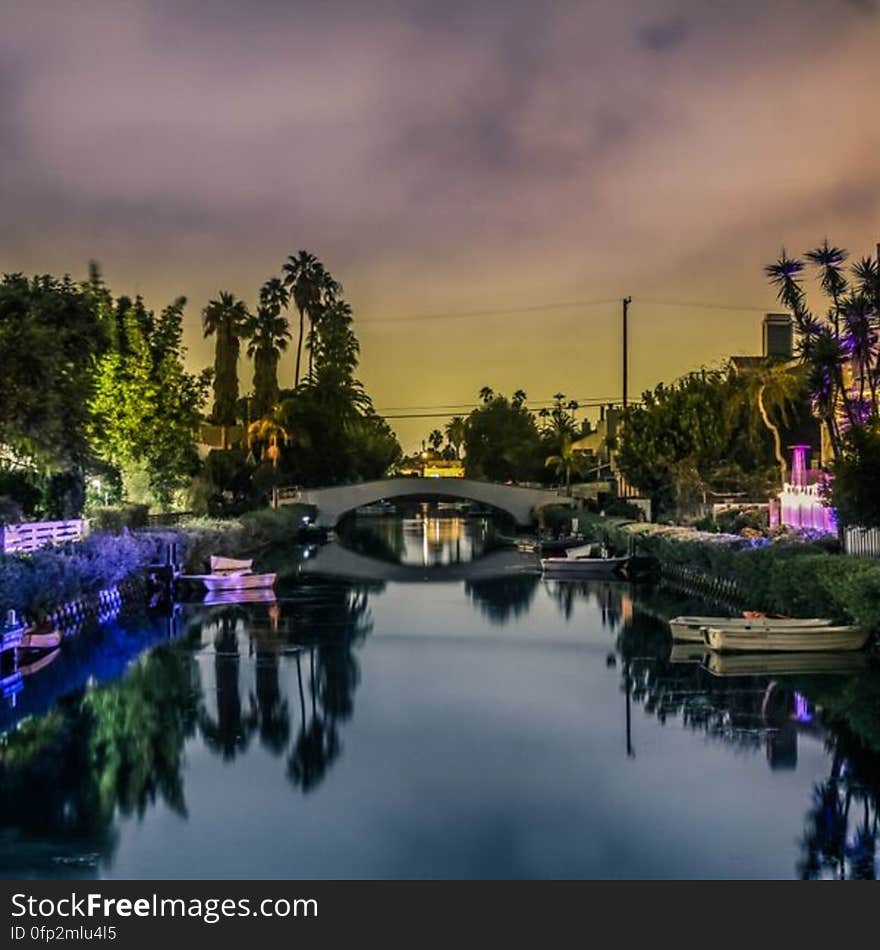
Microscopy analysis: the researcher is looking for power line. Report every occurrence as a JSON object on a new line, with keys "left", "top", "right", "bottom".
{"left": 357, "top": 297, "right": 618, "bottom": 325}
{"left": 381, "top": 399, "right": 642, "bottom": 421}
{"left": 375, "top": 395, "right": 625, "bottom": 412}
{"left": 638, "top": 298, "right": 770, "bottom": 313}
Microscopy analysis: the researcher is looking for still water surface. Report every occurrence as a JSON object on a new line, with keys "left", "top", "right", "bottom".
{"left": 2, "top": 515, "right": 878, "bottom": 879}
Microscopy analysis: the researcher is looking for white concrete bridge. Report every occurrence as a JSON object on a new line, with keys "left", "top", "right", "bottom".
{"left": 279, "top": 477, "right": 573, "bottom": 528}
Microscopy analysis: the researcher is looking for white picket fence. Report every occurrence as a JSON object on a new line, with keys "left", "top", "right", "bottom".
{"left": 0, "top": 518, "right": 89, "bottom": 554}
{"left": 844, "top": 526, "right": 880, "bottom": 558}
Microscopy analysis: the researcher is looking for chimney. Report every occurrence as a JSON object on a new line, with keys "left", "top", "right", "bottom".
{"left": 763, "top": 313, "right": 793, "bottom": 360}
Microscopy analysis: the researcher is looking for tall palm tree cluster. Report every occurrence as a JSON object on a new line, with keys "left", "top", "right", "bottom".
{"left": 201, "top": 249, "right": 353, "bottom": 429}
{"left": 766, "top": 241, "right": 880, "bottom": 458}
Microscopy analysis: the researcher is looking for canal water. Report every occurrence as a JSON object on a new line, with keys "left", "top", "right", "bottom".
{"left": 1, "top": 513, "right": 878, "bottom": 879}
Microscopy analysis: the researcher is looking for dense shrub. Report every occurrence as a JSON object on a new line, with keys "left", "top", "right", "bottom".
{"left": 91, "top": 504, "right": 150, "bottom": 533}
{"left": 0, "top": 530, "right": 169, "bottom": 619}
{"left": 0, "top": 496, "right": 24, "bottom": 524}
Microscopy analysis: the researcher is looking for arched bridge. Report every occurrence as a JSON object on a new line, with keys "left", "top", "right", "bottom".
{"left": 279, "top": 477, "right": 573, "bottom": 527}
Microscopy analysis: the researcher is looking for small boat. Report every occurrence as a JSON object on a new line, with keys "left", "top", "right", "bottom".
{"left": 20, "top": 628, "right": 62, "bottom": 651}
{"left": 669, "top": 615, "right": 834, "bottom": 643}
{"left": 210, "top": 555, "right": 254, "bottom": 573}
{"left": 541, "top": 555, "right": 629, "bottom": 577}
{"left": 202, "top": 572, "right": 276, "bottom": 593}
{"left": 703, "top": 651, "right": 869, "bottom": 677}
{"left": 703, "top": 625, "right": 870, "bottom": 653}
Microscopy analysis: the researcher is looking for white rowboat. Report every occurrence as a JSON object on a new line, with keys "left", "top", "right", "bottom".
{"left": 540, "top": 555, "right": 629, "bottom": 576}
{"left": 202, "top": 572, "right": 276, "bottom": 593}
{"left": 703, "top": 625, "right": 870, "bottom": 653}
{"left": 669, "top": 615, "right": 834, "bottom": 643}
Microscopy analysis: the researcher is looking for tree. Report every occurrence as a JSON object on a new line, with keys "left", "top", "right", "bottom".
{"left": 269, "top": 266, "right": 400, "bottom": 487}
{"left": 246, "top": 279, "right": 291, "bottom": 420}
{"left": 202, "top": 291, "right": 250, "bottom": 428}
{"left": 463, "top": 391, "right": 543, "bottom": 482}
{"left": 90, "top": 297, "right": 211, "bottom": 508}
{"left": 830, "top": 425, "right": 880, "bottom": 528}
{"left": 478, "top": 386, "right": 494, "bottom": 404}
{"left": 282, "top": 251, "right": 341, "bottom": 387}
{"left": 616, "top": 370, "right": 775, "bottom": 518}
{"left": 428, "top": 429, "right": 444, "bottom": 453}
{"left": 445, "top": 416, "right": 467, "bottom": 459}
{"left": 766, "top": 241, "right": 880, "bottom": 453}
{"left": 539, "top": 392, "right": 579, "bottom": 439}
{"left": 732, "top": 362, "right": 808, "bottom": 486}
{"left": 0, "top": 271, "right": 111, "bottom": 480}
{"left": 545, "top": 433, "right": 585, "bottom": 494}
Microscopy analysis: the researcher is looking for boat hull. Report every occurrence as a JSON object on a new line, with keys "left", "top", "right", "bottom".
{"left": 20, "top": 630, "right": 62, "bottom": 651}
{"left": 703, "top": 625, "right": 870, "bottom": 653}
{"left": 201, "top": 572, "right": 276, "bottom": 592}
{"left": 541, "top": 556, "right": 628, "bottom": 576}
{"left": 669, "top": 616, "right": 834, "bottom": 643}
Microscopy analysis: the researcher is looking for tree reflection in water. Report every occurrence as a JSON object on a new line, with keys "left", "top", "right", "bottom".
{"left": 2, "top": 573, "right": 878, "bottom": 878}
{"left": 199, "top": 611, "right": 257, "bottom": 760}
{"left": 465, "top": 573, "right": 540, "bottom": 624}
{"left": 0, "top": 630, "right": 199, "bottom": 874}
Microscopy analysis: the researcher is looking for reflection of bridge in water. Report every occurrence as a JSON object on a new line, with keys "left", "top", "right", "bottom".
{"left": 300, "top": 543, "right": 539, "bottom": 583}
{"left": 281, "top": 477, "right": 573, "bottom": 527}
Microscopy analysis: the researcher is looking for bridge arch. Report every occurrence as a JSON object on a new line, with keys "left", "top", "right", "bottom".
{"left": 282, "top": 477, "right": 573, "bottom": 528}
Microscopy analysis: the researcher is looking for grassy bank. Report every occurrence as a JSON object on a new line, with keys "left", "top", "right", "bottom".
{"left": 579, "top": 515, "right": 880, "bottom": 632}
{"left": 0, "top": 505, "right": 314, "bottom": 620}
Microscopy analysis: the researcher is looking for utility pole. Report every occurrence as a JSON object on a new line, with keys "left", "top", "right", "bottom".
{"left": 622, "top": 296, "right": 632, "bottom": 408}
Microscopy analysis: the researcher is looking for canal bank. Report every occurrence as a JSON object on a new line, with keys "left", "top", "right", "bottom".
{"left": 0, "top": 505, "right": 316, "bottom": 624}
{"left": 577, "top": 514, "right": 880, "bottom": 635}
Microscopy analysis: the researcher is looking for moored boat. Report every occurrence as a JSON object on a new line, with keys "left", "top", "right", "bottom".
{"left": 540, "top": 555, "right": 629, "bottom": 577}
{"left": 703, "top": 624, "right": 870, "bottom": 653}
{"left": 669, "top": 615, "right": 834, "bottom": 643}
{"left": 202, "top": 572, "right": 276, "bottom": 593}
{"left": 20, "top": 629, "right": 62, "bottom": 651}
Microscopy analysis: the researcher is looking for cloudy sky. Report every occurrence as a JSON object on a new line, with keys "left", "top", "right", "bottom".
{"left": 3, "top": 0, "right": 879, "bottom": 448}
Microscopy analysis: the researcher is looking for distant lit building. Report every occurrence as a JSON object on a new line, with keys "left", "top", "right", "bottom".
{"left": 396, "top": 457, "right": 465, "bottom": 478}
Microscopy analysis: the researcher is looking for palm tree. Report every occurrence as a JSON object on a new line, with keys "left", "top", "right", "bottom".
{"left": 202, "top": 291, "right": 250, "bottom": 444}
{"left": 545, "top": 433, "right": 585, "bottom": 494}
{"left": 247, "top": 414, "right": 290, "bottom": 467}
{"left": 512, "top": 389, "right": 527, "bottom": 408}
{"left": 478, "top": 386, "right": 494, "bottom": 404}
{"left": 428, "top": 429, "right": 443, "bottom": 453}
{"left": 246, "top": 279, "right": 291, "bottom": 419}
{"left": 733, "top": 362, "right": 807, "bottom": 486}
{"left": 445, "top": 416, "right": 467, "bottom": 459}
{"left": 282, "top": 251, "right": 341, "bottom": 387}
